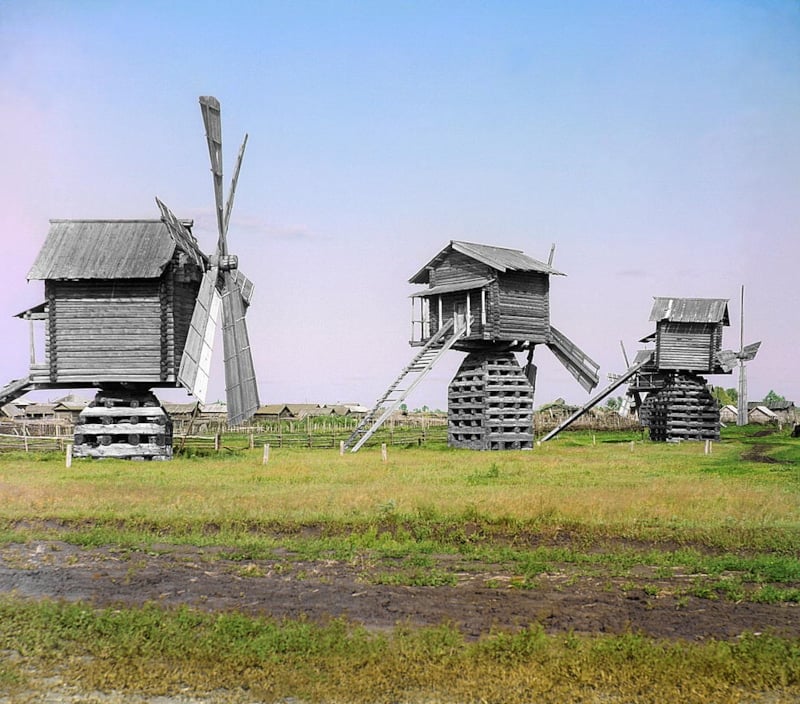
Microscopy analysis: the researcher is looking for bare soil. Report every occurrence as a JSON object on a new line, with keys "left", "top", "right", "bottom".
{"left": 1, "top": 537, "right": 798, "bottom": 642}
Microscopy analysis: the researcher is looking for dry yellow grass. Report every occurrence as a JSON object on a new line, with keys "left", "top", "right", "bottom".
{"left": 0, "top": 432, "right": 797, "bottom": 548}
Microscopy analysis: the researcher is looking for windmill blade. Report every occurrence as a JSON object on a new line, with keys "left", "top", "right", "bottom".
{"left": 220, "top": 270, "right": 259, "bottom": 425}
{"left": 546, "top": 326, "right": 600, "bottom": 393}
{"left": 740, "top": 341, "right": 761, "bottom": 362}
{"left": 231, "top": 269, "right": 254, "bottom": 306}
{"left": 223, "top": 134, "right": 248, "bottom": 237}
{"left": 199, "top": 95, "right": 227, "bottom": 252}
{"left": 155, "top": 197, "right": 204, "bottom": 267}
{"left": 715, "top": 349, "right": 738, "bottom": 373}
{"left": 178, "top": 267, "right": 221, "bottom": 403}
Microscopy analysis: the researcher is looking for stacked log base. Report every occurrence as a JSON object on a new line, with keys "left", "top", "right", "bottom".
{"left": 73, "top": 388, "right": 173, "bottom": 460}
{"left": 647, "top": 374, "right": 719, "bottom": 442}
{"left": 448, "top": 351, "right": 534, "bottom": 450}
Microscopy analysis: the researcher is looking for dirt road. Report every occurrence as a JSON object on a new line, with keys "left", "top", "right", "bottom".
{"left": 2, "top": 539, "right": 797, "bottom": 642}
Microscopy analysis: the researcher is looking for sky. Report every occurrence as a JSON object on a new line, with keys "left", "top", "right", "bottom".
{"left": 1, "top": 0, "right": 798, "bottom": 412}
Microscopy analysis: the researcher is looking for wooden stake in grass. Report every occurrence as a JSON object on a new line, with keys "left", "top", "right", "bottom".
{"left": 381, "top": 443, "right": 388, "bottom": 463}
{"left": 65, "top": 443, "right": 73, "bottom": 468}
{"left": 704, "top": 439, "right": 712, "bottom": 455}
{"left": 262, "top": 444, "right": 270, "bottom": 465}
{"left": 339, "top": 440, "right": 345, "bottom": 456}
{"left": 630, "top": 441, "right": 635, "bottom": 452}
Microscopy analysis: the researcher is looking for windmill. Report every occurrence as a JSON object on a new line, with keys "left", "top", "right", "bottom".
{"left": 344, "top": 241, "right": 600, "bottom": 452}
{"left": 0, "top": 96, "right": 259, "bottom": 459}
{"left": 541, "top": 292, "right": 760, "bottom": 443}
{"left": 163, "top": 95, "right": 260, "bottom": 427}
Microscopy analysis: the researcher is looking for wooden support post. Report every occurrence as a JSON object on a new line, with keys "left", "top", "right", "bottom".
{"left": 215, "top": 433, "right": 221, "bottom": 452}
{"left": 704, "top": 439, "right": 712, "bottom": 455}
{"left": 249, "top": 433, "right": 254, "bottom": 450}
{"left": 65, "top": 443, "right": 73, "bottom": 468}
{"left": 263, "top": 443, "right": 270, "bottom": 464}
{"left": 381, "top": 443, "right": 388, "bottom": 462}
{"left": 340, "top": 440, "right": 345, "bottom": 456}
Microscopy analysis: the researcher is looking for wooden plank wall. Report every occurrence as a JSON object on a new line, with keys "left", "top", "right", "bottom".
{"left": 47, "top": 280, "right": 163, "bottom": 383}
{"left": 430, "top": 252, "right": 491, "bottom": 287}
{"left": 656, "top": 322, "right": 719, "bottom": 372}
{"left": 496, "top": 272, "right": 549, "bottom": 342}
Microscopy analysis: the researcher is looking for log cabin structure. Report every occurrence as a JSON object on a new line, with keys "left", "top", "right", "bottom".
{"left": 8, "top": 217, "right": 206, "bottom": 459}
{"left": 345, "top": 241, "right": 600, "bottom": 451}
{"left": 542, "top": 297, "right": 761, "bottom": 442}
{"left": 0, "top": 96, "right": 260, "bottom": 459}
{"left": 540, "top": 295, "right": 758, "bottom": 444}
{"left": 629, "top": 297, "right": 732, "bottom": 441}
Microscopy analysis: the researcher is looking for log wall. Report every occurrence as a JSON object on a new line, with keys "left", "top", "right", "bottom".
{"left": 47, "top": 279, "right": 163, "bottom": 383}
{"left": 430, "top": 252, "right": 491, "bottom": 288}
{"left": 496, "top": 271, "right": 549, "bottom": 342}
{"left": 656, "top": 322, "right": 721, "bottom": 372}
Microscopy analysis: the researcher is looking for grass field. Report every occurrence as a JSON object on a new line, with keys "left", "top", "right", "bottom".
{"left": 0, "top": 425, "right": 799, "bottom": 702}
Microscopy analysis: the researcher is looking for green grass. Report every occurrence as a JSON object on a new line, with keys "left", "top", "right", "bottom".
{"left": 0, "top": 597, "right": 798, "bottom": 703}
{"left": 1, "top": 427, "right": 799, "bottom": 701}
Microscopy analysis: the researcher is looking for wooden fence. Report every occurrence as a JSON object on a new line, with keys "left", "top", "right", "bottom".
{"left": 0, "top": 425, "right": 450, "bottom": 455}
{"left": 0, "top": 411, "right": 641, "bottom": 455}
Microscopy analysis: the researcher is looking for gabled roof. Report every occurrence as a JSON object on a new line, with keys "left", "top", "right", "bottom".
{"left": 649, "top": 297, "right": 729, "bottom": 325}
{"left": 749, "top": 405, "right": 778, "bottom": 418}
{"left": 254, "top": 404, "right": 293, "bottom": 416}
{"left": 28, "top": 218, "right": 205, "bottom": 280}
{"left": 409, "top": 240, "right": 564, "bottom": 284}
{"left": 162, "top": 402, "right": 199, "bottom": 415}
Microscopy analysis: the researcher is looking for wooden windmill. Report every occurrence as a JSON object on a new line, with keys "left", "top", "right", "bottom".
{"left": 622, "top": 296, "right": 759, "bottom": 441}
{"left": 539, "top": 293, "right": 760, "bottom": 443}
{"left": 0, "top": 96, "right": 259, "bottom": 459}
{"left": 344, "top": 241, "right": 600, "bottom": 451}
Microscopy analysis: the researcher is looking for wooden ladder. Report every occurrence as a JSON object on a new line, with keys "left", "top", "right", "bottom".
{"left": 344, "top": 319, "right": 466, "bottom": 452}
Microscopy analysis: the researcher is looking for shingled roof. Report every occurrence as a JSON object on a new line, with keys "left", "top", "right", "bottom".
{"left": 649, "top": 297, "right": 730, "bottom": 325}
{"left": 28, "top": 218, "right": 205, "bottom": 280}
{"left": 409, "top": 240, "right": 564, "bottom": 284}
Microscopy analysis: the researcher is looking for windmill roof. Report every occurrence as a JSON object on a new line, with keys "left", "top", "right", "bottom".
{"left": 28, "top": 219, "right": 205, "bottom": 280}
{"left": 649, "top": 297, "right": 730, "bottom": 325}
{"left": 409, "top": 241, "right": 564, "bottom": 284}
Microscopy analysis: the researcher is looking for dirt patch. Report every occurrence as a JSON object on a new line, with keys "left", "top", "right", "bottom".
{"left": 1, "top": 540, "right": 797, "bottom": 642}
{"left": 741, "top": 443, "right": 783, "bottom": 464}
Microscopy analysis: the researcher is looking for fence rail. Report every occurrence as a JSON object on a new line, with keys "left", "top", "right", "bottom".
{"left": 0, "top": 412, "right": 641, "bottom": 455}
{"left": 0, "top": 425, "right": 450, "bottom": 455}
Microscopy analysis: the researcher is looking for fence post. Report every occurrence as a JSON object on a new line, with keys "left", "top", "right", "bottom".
{"left": 263, "top": 443, "right": 270, "bottom": 464}
{"left": 65, "top": 443, "right": 73, "bottom": 468}
{"left": 340, "top": 440, "right": 345, "bottom": 456}
{"left": 381, "top": 443, "right": 388, "bottom": 463}
{"left": 215, "top": 433, "right": 221, "bottom": 452}
{"left": 249, "top": 433, "right": 254, "bottom": 450}
{"left": 704, "top": 439, "right": 712, "bottom": 455}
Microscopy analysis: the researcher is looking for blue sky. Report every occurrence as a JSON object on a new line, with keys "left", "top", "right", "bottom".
{"left": 2, "top": 0, "right": 798, "bottom": 410}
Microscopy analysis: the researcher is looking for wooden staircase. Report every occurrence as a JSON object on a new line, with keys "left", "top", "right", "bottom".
{"left": 344, "top": 319, "right": 467, "bottom": 452}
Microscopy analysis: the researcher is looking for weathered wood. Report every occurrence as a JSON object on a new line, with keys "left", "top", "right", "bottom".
{"left": 448, "top": 351, "right": 533, "bottom": 450}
